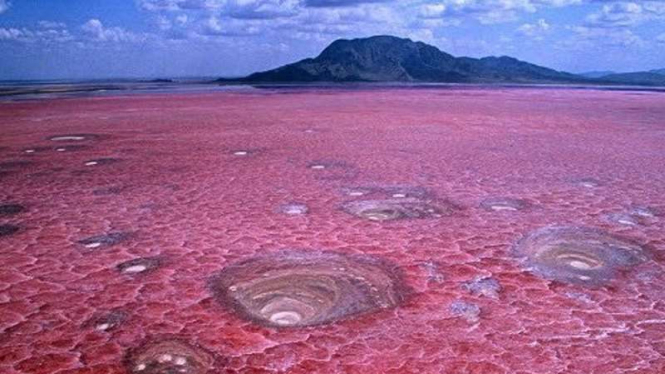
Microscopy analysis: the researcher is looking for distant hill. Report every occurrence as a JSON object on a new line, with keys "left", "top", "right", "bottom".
{"left": 219, "top": 35, "right": 588, "bottom": 84}
{"left": 580, "top": 71, "right": 616, "bottom": 78}
{"left": 650, "top": 68, "right": 665, "bottom": 75}
{"left": 601, "top": 72, "right": 665, "bottom": 86}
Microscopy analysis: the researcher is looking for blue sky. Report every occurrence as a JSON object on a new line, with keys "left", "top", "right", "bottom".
{"left": 1, "top": 0, "right": 664, "bottom": 80}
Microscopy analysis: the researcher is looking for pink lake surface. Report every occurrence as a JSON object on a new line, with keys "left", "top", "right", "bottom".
{"left": 0, "top": 87, "right": 664, "bottom": 374}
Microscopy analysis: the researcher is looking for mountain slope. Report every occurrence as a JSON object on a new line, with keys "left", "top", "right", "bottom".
{"left": 222, "top": 35, "right": 586, "bottom": 84}
{"left": 601, "top": 72, "right": 665, "bottom": 86}
{"left": 580, "top": 71, "right": 616, "bottom": 78}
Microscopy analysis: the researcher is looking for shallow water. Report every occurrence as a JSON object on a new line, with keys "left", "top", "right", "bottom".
{"left": 0, "top": 87, "right": 664, "bottom": 374}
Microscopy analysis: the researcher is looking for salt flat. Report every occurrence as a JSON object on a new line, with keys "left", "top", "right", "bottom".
{"left": 0, "top": 87, "right": 664, "bottom": 374}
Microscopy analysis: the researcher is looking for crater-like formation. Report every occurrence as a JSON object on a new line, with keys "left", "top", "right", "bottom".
{"left": 307, "top": 159, "right": 357, "bottom": 181}
{"left": 513, "top": 226, "right": 649, "bottom": 286}
{"left": 602, "top": 207, "right": 660, "bottom": 227}
{"left": 0, "top": 224, "right": 20, "bottom": 237}
{"left": 117, "top": 257, "right": 162, "bottom": 275}
{"left": 278, "top": 203, "right": 309, "bottom": 215}
{"left": 602, "top": 212, "right": 641, "bottom": 227}
{"left": 78, "top": 232, "right": 129, "bottom": 249}
{"left": 23, "top": 146, "right": 51, "bottom": 154}
{"left": 462, "top": 277, "right": 501, "bottom": 299}
{"left": 449, "top": 300, "right": 481, "bottom": 323}
{"left": 84, "top": 309, "right": 128, "bottom": 332}
{"left": 0, "top": 204, "right": 26, "bottom": 216}
{"left": 208, "top": 250, "right": 409, "bottom": 327}
{"left": 575, "top": 177, "right": 602, "bottom": 189}
{"left": 342, "top": 185, "right": 431, "bottom": 199}
{"left": 341, "top": 198, "right": 449, "bottom": 221}
{"left": 480, "top": 197, "right": 529, "bottom": 212}
{"left": 124, "top": 337, "right": 218, "bottom": 374}
{"left": 54, "top": 145, "right": 88, "bottom": 152}
{"left": 84, "top": 158, "right": 119, "bottom": 166}
{"left": 48, "top": 134, "right": 99, "bottom": 142}
{"left": 630, "top": 206, "right": 659, "bottom": 218}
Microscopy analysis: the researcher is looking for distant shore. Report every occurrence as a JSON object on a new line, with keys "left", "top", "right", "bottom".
{"left": 1, "top": 79, "right": 664, "bottom": 100}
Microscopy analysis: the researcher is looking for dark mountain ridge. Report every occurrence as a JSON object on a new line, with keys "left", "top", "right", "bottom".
{"left": 600, "top": 71, "right": 665, "bottom": 86}
{"left": 220, "top": 35, "right": 590, "bottom": 84}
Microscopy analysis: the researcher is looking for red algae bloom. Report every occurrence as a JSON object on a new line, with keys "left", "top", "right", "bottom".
{"left": 513, "top": 226, "right": 649, "bottom": 286}
{"left": 208, "top": 250, "right": 409, "bottom": 327}
{"left": 125, "top": 338, "right": 218, "bottom": 374}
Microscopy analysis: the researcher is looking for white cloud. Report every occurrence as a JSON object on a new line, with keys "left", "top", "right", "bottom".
{"left": 201, "top": 15, "right": 262, "bottom": 35}
{"left": 38, "top": 20, "right": 67, "bottom": 29}
{"left": 565, "top": 25, "right": 645, "bottom": 48}
{"left": 0, "top": 0, "right": 9, "bottom": 14}
{"left": 139, "top": 0, "right": 301, "bottom": 18}
{"left": 176, "top": 14, "right": 189, "bottom": 24}
{"left": 586, "top": 1, "right": 665, "bottom": 28}
{"left": 518, "top": 18, "right": 550, "bottom": 39}
{"left": 81, "top": 19, "right": 147, "bottom": 42}
{"left": 139, "top": 0, "right": 224, "bottom": 12}
{"left": 0, "top": 27, "right": 26, "bottom": 41}
{"left": 657, "top": 33, "right": 665, "bottom": 43}
{"left": 0, "top": 25, "right": 73, "bottom": 42}
{"left": 422, "top": 0, "right": 583, "bottom": 24}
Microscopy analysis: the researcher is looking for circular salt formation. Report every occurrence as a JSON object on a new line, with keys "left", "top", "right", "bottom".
{"left": 117, "top": 257, "right": 161, "bottom": 276}
{"left": 78, "top": 232, "right": 129, "bottom": 249}
{"left": 208, "top": 250, "right": 408, "bottom": 327}
{"left": 480, "top": 197, "right": 529, "bottom": 212}
{"left": 0, "top": 224, "right": 20, "bottom": 237}
{"left": 54, "top": 145, "right": 87, "bottom": 152}
{"left": 602, "top": 213, "right": 640, "bottom": 227}
{"left": 279, "top": 203, "right": 308, "bottom": 215}
{"left": 341, "top": 198, "right": 448, "bottom": 221}
{"left": 84, "top": 158, "right": 119, "bottom": 167}
{"left": 513, "top": 226, "right": 649, "bottom": 286}
{"left": 124, "top": 338, "right": 218, "bottom": 374}
{"left": 0, "top": 204, "right": 26, "bottom": 216}
{"left": 48, "top": 134, "right": 98, "bottom": 142}
{"left": 84, "top": 310, "right": 127, "bottom": 332}
{"left": 575, "top": 178, "right": 601, "bottom": 189}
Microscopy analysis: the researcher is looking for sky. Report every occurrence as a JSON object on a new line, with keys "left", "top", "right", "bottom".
{"left": 0, "top": 0, "right": 664, "bottom": 80}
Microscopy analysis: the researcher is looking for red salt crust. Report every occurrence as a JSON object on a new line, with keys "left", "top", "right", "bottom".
{"left": 0, "top": 87, "right": 664, "bottom": 374}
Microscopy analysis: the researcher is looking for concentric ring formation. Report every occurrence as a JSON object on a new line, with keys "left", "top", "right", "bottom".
{"left": 513, "top": 226, "right": 649, "bottom": 286}
{"left": 208, "top": 250, "right": 409, "bottom": 327}
{"left": 341, "top": 198, "right": 450, "bottom": 221}
{"left": 480, "top": 197, "right": 529, "bottom": 212}
{"left": 125, "top": 338, "right": 217, "bottom": 374}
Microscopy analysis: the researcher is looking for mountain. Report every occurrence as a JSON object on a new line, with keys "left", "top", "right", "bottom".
{"left": 579, "top": 71, "right": 616, "bottom": 78}
{"left": 219, "top": 35, "right": 587, "bottom": 84}
{"left": 649, "top": 68, "right": 665, "bottom": 75}
{"left": 601, "top": 72, "right": 665, "bottom": 86}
